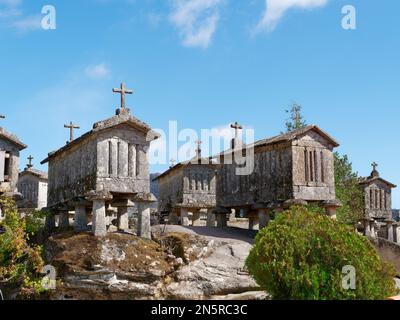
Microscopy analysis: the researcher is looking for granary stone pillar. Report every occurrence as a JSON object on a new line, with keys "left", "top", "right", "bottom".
{"left": 192, "top": 210, "right": 201, "bottom": 226}
{"left": 396, "top": 225, "right": 400, "bottom": 243}
{"left": 137, "top": 203, "right": 151, "bottom": 239}
{"left": 258, "top": 209, "right": 270, "bottom": 230}
{"left": 216, "top": 214, "right": 227, "bottom": 228}
{"left": 362, "top": 217, "right": 371, "bottom": 237}
{"left": 180, "top": 208, "right": 189, "bottom": 227}
{"left": 86, "top": 190, "right": 113, "bottom": 237}
{"left": 74, "top": 205, "right": 88, "bottom": 232}
{"left": 229, "top": 209, "right": 236, "bottom": 222}
{"left": 169, "top": 210, "right": 180, "bottom": 225}
{"left": 58, "top": 209, "right": 70, "bottom": 230}
{"left": 206, "top": 208, "right": 216, "bottom": 227}
{"left": 386, "top": 219, "right": 394, "bottom": 242}
{"left": 322, "top": 200, "right": 342, "bottom": 219}
{"left": 135, "top": 192, "right": 157, "bottom": 240}
{"left": 113, "top": 199, "right": 134, "bottom": 231}
{"left": 248, "top": 216, "right": 259, "bottom": 231}
{"left": 369, "top": 219, "right": 378, "bottom": 238}
{"left": 44, "top": 209, "right": 56, "bottom": 232}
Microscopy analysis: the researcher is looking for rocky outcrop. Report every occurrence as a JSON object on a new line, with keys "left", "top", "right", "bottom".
{"left": 44, "top": 227, "right": 262, "bottom": 300}
{"left": 164, "top": 240, "right": 259, "bottom": 299}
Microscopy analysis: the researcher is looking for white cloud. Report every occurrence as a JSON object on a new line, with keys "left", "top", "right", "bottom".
{"left": 0, "top": 0, "right": 43, "bottom": 32}
{"left": 85, "top": 63, "right": 111, "bottom": 79}
{"left": 0, "top": 0, "right": 21, "bottom": 18}
{"left": 169, "top": 0, "right": 223, "bottom": 49}
{"left": 11, "top": 14, "right": 41, "bottom": 31}
{"left": 255, "top": 0, "right": 328, "bottom": 33}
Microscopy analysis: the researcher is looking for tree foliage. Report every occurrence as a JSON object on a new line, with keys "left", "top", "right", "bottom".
{"left": 285, "top": 103, "right": 307, "bottom": 132}
{"left": 334, "top": 152, "right": 364, "bottom": 226}
{"left": 246, "top": 206, "right": 397, "bottom": 300}
{"left": 0, "top": 197, "right": 46, "bottom": 298}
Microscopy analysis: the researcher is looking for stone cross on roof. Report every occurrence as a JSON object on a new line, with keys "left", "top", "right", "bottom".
{"left": 195, "top": 140, "right": 202, "bottom": 158}
{"left": 64, "top": 121, "right": 80, "bottom": 143}
{"left": 27, "top": 155, "right": 33, "bottom": 169}
{"left": 370, "top": 161, "right": 380, "bottom": 178}
{"left": 169, "top": 159, "right": 176, "bottom": 168}
{"left": 230, "top": 122, "right": 243, "bottom": 149}
{"left": 113, "top": 82, "right": 133, "bottom": 114}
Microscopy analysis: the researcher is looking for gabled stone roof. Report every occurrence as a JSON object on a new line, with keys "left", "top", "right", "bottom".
{"left": 19, "top": 168, "right": 48, "bottom": 180}
{"left": 254, "top": 125, "right": 339, "bottom": 148}
{"left": 0, "top": 127, "right": 27, "bottom": 150}
{"left": 155, "top": 125, "right": 339, "bottom": 182}
{"left": 153, "top": 156, "right": 217, "bottom": 181}
{"left": 358, "top": 176, "right": 397, "bottom": 188}
{"left": 41, "top": 113, "right": 160, "bottom": 164}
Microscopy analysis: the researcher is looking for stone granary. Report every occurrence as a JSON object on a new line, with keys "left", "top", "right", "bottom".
{"left": 17, "top": 156, "right": 48, "bottom": 211}
{"left": 41, "top": 83, "right": 159, "bottom": 238}
{"left": 212, "top": 125, "right": 341, "bottom": 229}
{"left": 154, "top": 141, "right": 218, "bottom": 227}
{"left": 359, "top": 163, "right": 398, "bottom": 242}
{"left": 0, "top": 115, "right": 27, "bottom": 219}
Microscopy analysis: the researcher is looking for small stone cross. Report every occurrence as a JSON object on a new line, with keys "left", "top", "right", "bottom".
{"left": 169, "top": 159, "right": 176, "bottom": 168}
{"left": 231, "top": 122, "right": 243, "bottom": 141}
{"left": 372, "top": 162, "right": 378, "bottom": 171}
{"left": 195, "top": 140, "right": 202, "bottom": 158}
{"left": 64, "top": 121, "right": 80, "bottom": 143}
{"left": 27, "top": 155, "right": 33, "bottom": 169}
{"left": 113, "top": 82, "right": 133, "bottom": 112}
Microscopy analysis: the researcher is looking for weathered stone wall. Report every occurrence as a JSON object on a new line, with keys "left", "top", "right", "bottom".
{"left": 157, "top": 168, "right": 184, "bottom": 213}
{"left": 157, "top": 163, "right": 217, "bottom": 212}
{"left": 17, "top": 174, "right": 48, "bottom": 209}
{"left": 0, "top": 139, "right": 21, "bottom": 193}
{"left": 292, "top": 131, "right": 336, "bottom": 201}
{"left": 217, "top": 130, "right": 336, "bottom": 209}
{"left": 47, "top": 137, "right": 97, "bottom": 207}
{"left": 95, "top": 125, "right": 151, "bottom": 194}
{"left": 361, "top": 181, "right": 392, "bottom": 220}
{"left": 217, "top": 143, "right": 293, "bottom": 208}
{"left": 181, "top": 164, "right": 216, "bottom": 208}
{"left": 370, "top": 237, "right": 400, "bottom": 276}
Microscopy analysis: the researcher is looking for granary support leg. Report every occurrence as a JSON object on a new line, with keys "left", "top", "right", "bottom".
{"left": 370, "top": 220, "right": 377, "bottom": 238}
{"left": 137, "top": 202, "right": 151, "bottom": 240}
{"left": 58, "top": 210, "right": 70, "bottom": 230}
{"left": 386, "top": 220, "right": 394, "bottom": 242}
{"left": 192, "top": 210, "right": 201, "bottom": 226}
{"left": 216, "top": 214, "right": 227, "bottom": 228}
{"left": 180, "top": 208, "right": 189, "bottom": 227}
{"left": 92, "top": 200, "right": 107, "bottom": 237}
{"left": 322, "top": 200, "right": 341, "bottom": 220}
{"left": 206, "top": 209, "right": 216, "bottom": 227}
{"left": 86, "top": 191, "right": 113, "bottom": 237}
{"left": 117, "top": 207, "right": 129, "bottom": 231}
{"left": 248, "top": 216, "right": 259, "bottom": 231}
{"left": 258, "top": 209, "right": 270, "bottom": 230}
{"left": 74, "top": 205, "right": 88, "bottom": 232}
{"left": 169, "top": 211, "right": 179, "bottom": 225}
{"left": 396, "top": 225, "right": 400, "bottom": 243}
{"left": 362, "top": 217, "right": 371, "bottom": 237}
{"left": 45, "top": 210, "right": 56, "bottom": 231}
{"left": 114, "top": 199, "right": 134, "bottom": 232}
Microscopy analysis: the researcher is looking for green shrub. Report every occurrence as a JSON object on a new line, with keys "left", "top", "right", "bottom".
{"left": 0, "top": 197, "right": 45, "bottom": 298}
{"left": 246, "top": 206, "right": 397, "bottom": 300}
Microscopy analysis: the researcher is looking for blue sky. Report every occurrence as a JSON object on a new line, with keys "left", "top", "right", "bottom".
{"left": 0, "top": 0, "right": 399, "bottom": 207}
